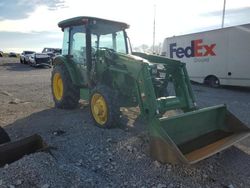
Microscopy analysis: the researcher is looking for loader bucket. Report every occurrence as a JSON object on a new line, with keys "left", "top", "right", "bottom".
{"left": 0, "top": 134, "right": 45, "bottom": 167}
{"left": 150, "top": 104, "right": 250, "bottom": 164}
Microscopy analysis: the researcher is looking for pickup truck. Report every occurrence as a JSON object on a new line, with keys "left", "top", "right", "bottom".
{"left": 42, "top": 48, "right": 61, "bottom": 59}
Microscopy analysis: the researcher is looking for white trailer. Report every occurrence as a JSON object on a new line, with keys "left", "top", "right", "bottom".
{"left": 161, "top": 24, "right": 250, "bottom": 87}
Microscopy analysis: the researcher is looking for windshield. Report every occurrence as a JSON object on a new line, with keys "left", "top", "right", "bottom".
{"left": 25, "top": 51, "right": 35, "bottom": 54}
{"left": 62, "top": 25, "right": 128, "bottom": 60}
{"left": 98, "top": 30, "right": 127, "bottom": 53}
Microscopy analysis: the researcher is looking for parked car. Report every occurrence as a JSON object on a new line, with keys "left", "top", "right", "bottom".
{"left": 42, "top": 47, "right": 61, "bottom": 59}
{"left": 29, "top": 53, "right": 52, "bottom": 67}
{"left": 0, "top": 51, "right": 3, "bottom": 57}
{"left": 20, "top": 51, "right": 35, "bottom": 64}
{"left": 8, "top": 52, "right": 17, "bottom": 57}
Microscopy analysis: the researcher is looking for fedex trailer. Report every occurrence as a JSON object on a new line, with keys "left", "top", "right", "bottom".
{"left": 161, "top": 24, "right": 250, "bottom": 87}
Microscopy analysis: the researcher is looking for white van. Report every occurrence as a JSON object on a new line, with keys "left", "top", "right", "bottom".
{"left": 161, "top": 24, "right": 250, "bottom": 87}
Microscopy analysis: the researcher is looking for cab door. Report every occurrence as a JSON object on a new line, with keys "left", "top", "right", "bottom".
{"left": 68, "top": 25, "right": 98, "bottom": 86}
{"left": 68, "top": 25, "right": 88, "bottom": 86}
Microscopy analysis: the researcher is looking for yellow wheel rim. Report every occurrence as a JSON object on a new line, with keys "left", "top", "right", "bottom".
{"left": 91, "top": 93, "right": 108, "bottom": 125}
{"left": 53, "top": 73, "right": 63, "bottom": 101}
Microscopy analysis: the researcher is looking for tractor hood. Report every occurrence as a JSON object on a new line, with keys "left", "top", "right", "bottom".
{"left": 110, "top": 51, "right": 157, "bottom": 68}
{"left": 128, "top": 54, "right": 158, "bottom": 73}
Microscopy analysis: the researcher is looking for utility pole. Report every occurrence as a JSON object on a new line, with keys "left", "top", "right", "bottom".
{"left": 153, "top": 4, "right": 156, "bottom": 53}
{"left": 221, "top": 0, "right": 226, "bottom": 28}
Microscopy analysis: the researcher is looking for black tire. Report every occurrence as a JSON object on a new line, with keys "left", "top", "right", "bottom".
{"left": 0, "top": 127, "right": 10, "bottom": 145}
{"left": 51, "top": 64, "right": 80, "bottom": 109}
{"left": 23, "top": 59, "right": 27, "bottom": 64}
{"left": 20, "top": 58, "right": 23, "bottom": 64}
{"left": 204, "top": 76, "right": 220, "bottom": 88}
{"left": 33, "top": 61, "right": 37, "bottom": 68}
{"left": 90, "top": 85, "right": 120, "bottom": 128}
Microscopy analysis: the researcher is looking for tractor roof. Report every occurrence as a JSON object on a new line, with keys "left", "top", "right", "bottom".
{"left": 58, "top": 16, "right": 129, "bottom": 31}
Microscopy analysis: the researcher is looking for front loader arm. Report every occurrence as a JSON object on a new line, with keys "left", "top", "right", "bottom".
{"left": 134, "top": 63, "right": 159, "bottom": 120}
{"left": 98, "top": 52, "right": 160, "bottom": 120}
{"left": 132, "top": 52, "right": 196, "bottom": 112}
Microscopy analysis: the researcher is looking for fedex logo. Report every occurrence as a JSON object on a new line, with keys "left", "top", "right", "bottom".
{"left": 169, "top": 39, "right": 216, "bottom": 58}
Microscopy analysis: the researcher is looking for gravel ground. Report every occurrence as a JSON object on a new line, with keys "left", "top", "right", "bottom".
{"left": 0, "top": 57, "right": 250, "bottom": 188}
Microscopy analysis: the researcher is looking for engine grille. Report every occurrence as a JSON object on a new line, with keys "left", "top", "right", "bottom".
{"left": 35, "top": 57, "right": 50, "bottom": 64}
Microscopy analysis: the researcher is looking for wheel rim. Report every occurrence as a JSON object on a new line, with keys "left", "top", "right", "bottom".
{"left": 209, "top": 77, "right": 219, "bottom": 87}
{"left": 91, "top": 93, "right": 108, "bottom": 125}
{"left": 53, "top": 73, "right": 63, "bottom": 100}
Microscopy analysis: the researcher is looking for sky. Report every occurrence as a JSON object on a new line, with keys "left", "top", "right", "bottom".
{"left": 0, "top": 0, "right": 250, "bottom": 53}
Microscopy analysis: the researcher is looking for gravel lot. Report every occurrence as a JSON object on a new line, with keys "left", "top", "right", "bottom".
{"left": 0, "top": 57, "right": 250, "bottom": 188}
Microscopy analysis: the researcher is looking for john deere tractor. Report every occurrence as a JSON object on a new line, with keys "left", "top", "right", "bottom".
{"left": 51, "top": 16, "right": 250, "bottom": 164}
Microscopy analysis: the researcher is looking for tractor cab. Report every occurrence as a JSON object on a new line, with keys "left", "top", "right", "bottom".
{"left": 59, "top": 16, "right": 130, "bottom": 64}
{"left": 57, "top": 16, "right": 131, "bottom": 86}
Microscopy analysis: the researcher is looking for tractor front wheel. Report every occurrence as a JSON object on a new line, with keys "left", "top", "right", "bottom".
{"left": 90, "top": 85, "right": 119, "bottom": 128}
{"left": 204, "top": 76, "right": 220, "bottom": 88}
{"left": 51, "top": 64, "right": 80, "bottom": 109}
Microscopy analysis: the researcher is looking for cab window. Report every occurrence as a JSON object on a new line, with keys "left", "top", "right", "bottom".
{"left": 69, "top": 25, "right": 86, "bottom": 64}
{"left": 99, "top": 30, "right": 127, "bottom": 54}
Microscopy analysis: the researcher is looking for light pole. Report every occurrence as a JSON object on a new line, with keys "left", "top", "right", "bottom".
{"left": 221, "top": 0, "right": 226, "bottom": 28}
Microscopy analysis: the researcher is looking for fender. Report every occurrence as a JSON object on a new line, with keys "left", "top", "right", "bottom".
{"left": 53, "top": 55, "right": 83, "bottom": 86}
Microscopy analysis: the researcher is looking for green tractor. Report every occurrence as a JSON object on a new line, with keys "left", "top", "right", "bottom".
{"left": 51, "top": 16, "right": 250, "bottom": 164}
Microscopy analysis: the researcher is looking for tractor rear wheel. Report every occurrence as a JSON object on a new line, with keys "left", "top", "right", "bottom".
{"left": 90, "top": 85, "right": 120, "bottom": 128}
{"left": 51, "top": 64, "right": 80, "bottom": 109}
{"left": 0, "top": 127, "right": 10, "bottom": 145}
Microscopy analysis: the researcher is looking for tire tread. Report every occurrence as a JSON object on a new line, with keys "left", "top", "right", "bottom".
{"left": 51, "top": 64, "right": 80, "bottom": 109}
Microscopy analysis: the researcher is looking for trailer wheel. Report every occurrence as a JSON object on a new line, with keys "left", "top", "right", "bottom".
{"left": 0, "top": 127, "right": 10, "bottom": 145}
{"left": 51, "top": 64, "right": 80, "bottom": 109}
{"left": 204, "top": 76, "right": 220, "bottom": 88}
{"left": 90, "top": 85, "right": 120, "bottom": 128}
